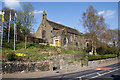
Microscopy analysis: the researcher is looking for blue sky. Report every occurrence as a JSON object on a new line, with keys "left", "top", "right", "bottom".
{"left": 2, "top": 1, "right": 118, "bottom": 33}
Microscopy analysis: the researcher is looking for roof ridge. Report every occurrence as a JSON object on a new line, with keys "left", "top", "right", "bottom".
{"left": 47, "top": 20, "right": 78, "bottom": 31}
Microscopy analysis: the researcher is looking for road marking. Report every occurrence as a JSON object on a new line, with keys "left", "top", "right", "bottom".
{"left": 77, "top": 69, "right": 107, "bottom": 78}
{"left": 90, "top": 68, "right": 119, "bottom": 79}
{"left": 77, "top": 67, "right": 119, "bottom": 79}
{"left": 95, "top": 67, "right": 110, "bottom": 70}
{"left": 97, "top": 72, "right": 101, "bottom": 76}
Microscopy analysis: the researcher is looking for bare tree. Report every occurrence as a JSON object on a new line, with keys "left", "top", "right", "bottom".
{"left": 100, "top": 29, "right": 118, "bottom": 46}
{"left": 18, "top": 3, "right": 35, "bottom": 49}
{"left": 82, "top": 5, "right": 107, "bottom": 55}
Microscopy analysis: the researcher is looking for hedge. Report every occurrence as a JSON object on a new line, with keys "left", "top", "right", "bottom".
{"left": 80, "top": 54, "right": 117, "bottom": 61}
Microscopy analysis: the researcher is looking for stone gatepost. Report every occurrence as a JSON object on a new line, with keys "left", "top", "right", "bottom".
{"left": 60, "top": 58, "right": 64, "bottom": 69}
{"left": 80, "top": 56, "right": 83, "bottom": 67}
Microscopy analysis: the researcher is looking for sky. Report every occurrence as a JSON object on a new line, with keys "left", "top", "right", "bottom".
{"left": 1, "top": 0, "right": 119, "bottom": 33}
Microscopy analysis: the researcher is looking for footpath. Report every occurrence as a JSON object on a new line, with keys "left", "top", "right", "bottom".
{"left": 2, "top": 58, "right": 119, "bottom": 78}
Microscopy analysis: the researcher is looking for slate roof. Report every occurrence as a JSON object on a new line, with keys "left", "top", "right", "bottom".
{"left": 82, "top": 33, "right": 91, "bottom": 39}
{"left": 47, "top": 20, "right": 82, "bottom": 35}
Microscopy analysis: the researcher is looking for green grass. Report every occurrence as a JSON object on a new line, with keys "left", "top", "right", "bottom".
{"left": 2, "top": 39, "right": 85, "bottom": 61}
{"left": 59, "top": 47, "right": 85, "bottom": 55}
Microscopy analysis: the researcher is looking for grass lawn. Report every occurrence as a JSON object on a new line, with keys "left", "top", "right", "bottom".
{"left": 2, "top": 39, "right": 85, "bottom": 61}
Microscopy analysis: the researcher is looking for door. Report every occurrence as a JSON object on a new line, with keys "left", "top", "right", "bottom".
{"left": 55, "top": 40, "right": 59, "bottom": 46}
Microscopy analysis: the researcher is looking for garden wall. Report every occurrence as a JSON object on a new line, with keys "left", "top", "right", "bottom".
{"left": 2, "top": 61, "right": 50, "bottom": 74}
{"left": 2, "top": 56, "right": 119, "bottom": 74}
{"left": 88, "top": 57, "right": 118, "bottom": 67}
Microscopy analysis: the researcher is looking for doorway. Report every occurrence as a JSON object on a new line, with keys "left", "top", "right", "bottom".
{"left": 55, "top": 40, "right": 59, "bottom": 46}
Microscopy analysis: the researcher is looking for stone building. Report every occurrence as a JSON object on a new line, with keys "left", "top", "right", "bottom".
{"left": 36, "top": 10, "right": 87, "bottom": 49}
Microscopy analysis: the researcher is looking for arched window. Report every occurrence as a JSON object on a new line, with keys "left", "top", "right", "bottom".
{"left": 70, "top": 36, "right": 72, "bottom": 42}
{"left": 76, "top": 42, "right": 78, "bottom": 46}
{"left": 86, "top": 42, "right": 89, "bottom": 47}
{"left": 42, "top": 30, "right": 46, "bottom": 38}
{"left": 63, "top": 38, "right": 66, "bottom": 45}
{"left": 75, "top": 37, "right": 77, "bottom": 42}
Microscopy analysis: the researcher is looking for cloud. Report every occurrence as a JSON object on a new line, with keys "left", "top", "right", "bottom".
{"left": 105, "top": 10, "right": 115, "bottom": 19}
{"left": 98, "top": 11, "right": 104, "bottom": 15}
{"left": 98, "top": 10, "right": 115, "bottom": 19}
{"left": 32, "top": 10, "right": 43, "bottom": 14}
{"left": 4, "top": 0, "right": 20, "bottom": 9}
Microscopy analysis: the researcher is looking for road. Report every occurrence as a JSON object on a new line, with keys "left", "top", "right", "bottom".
{"left": 46, "top": 62, "right": 120, "bottom": 80}
{"left": 2, "top": 62, "right": 120, "bottom": 80}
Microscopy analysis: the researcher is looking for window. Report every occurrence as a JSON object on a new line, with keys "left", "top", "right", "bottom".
{"left": 42, "top": 30, "right": 46, "bottom": 38}
{"left": 63, "top": 38, "right": 66, "bottom": 45}
{"left": 75, "top": 37, "right": 77, "bottom": 41}
{"left": 75, "top": 36, "right": 78, "bottom": 46}
{"left": 76, "top": 42, "right": 78, "bottom": 46}
{"left": 70, "top": 36, "right": 72, "bottom": 42}
{"left": 86, "top": 42, "right": 89, "bottom": 47}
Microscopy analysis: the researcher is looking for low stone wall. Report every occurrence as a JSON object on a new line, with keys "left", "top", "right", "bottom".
{"left": 2, "top": 61, "right": 50, "bottom": 74}
{"left": 88, "top": 57, "right": 118, "bottom": 67}
{"left": 2, "top": 56, "right": 119, "bottom": 74}
{"left": 47, "top": 54, "right": 74, "bottom": 70}
{"left": 2, "top": 55, "right": 76, "bottom": 74}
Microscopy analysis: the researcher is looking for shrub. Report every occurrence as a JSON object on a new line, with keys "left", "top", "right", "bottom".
{"left": 38, "top": 55, "right": 46, "bottom": 60}
{"left": 46, "top": 44, "right": 50, "bottom": 47}
{"left": 105, "top": 46, "right": 118, "bottom": 54}
{"left": 6, "top": 51, "right": 16, "bottom": 61}
{"left": 97, "top": 46, "right": 118, "bottom": 55}
{"left": 96, "top": 47, "right": 106, "bottom": 55}
{"left": 84, "top": 46, "right": 91, "bottom": 53}
{"left": 86, "top": 54, "right": 117, "bottom": 61}
{"left": 88, "top": 55, "right": 102, "bottom": 61}
{"left": 33, "top": 55, "right": 38, "bottom": 61}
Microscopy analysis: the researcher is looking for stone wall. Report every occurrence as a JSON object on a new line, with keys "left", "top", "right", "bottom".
{"left": 2, "top": 54, "right": 76, "bottom": 74}
{"left": 88, "top": 57, "right": 118, "bottom": 67}
{"left": 2, "top": 55, "right": 118, "bottom": 74}
{"left": 47, "top": 54, "right": 75, "bottom": 70}
{"left": 2, "top": 61, "right": 50, "bottom": 74}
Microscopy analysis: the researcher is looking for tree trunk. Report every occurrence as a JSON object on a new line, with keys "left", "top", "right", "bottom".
{"left": 91, "top": 41, "right": 94, "bottom": 55}
{"left": 94, "top": 39, "right": 97, "bottom": 55}
{"left": 25, "top": 36, "right": 27, "bottom": 49}
{"left": 94, "top": 46, "right": 97, "bottom": 55}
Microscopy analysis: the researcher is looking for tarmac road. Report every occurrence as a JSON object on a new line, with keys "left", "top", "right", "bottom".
{"left": 2, "top": 62, "right": 120, "bottom": 80}
{"left": 45, "top": 62, "right": 120, "bottom": 80}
